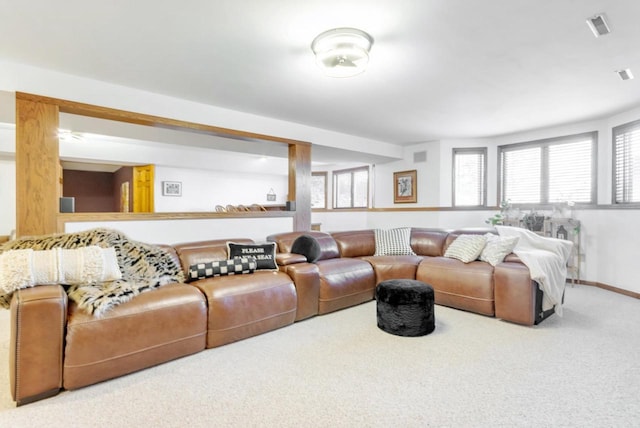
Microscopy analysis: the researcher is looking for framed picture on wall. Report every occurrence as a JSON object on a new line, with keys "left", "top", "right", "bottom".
{"left": 162, "top": 181, "right": 182, "bottom": 196}
{"left": 393, "top": 170, "right": 417, "bottom": 203}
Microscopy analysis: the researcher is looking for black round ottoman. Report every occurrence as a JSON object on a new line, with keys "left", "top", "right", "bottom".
{"left": 375, "top": 279, "right": 435, "bottom": 337}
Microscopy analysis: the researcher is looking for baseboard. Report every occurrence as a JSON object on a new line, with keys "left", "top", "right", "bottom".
{"left": 571, "top": 279, "right": 640, "bottom": 299}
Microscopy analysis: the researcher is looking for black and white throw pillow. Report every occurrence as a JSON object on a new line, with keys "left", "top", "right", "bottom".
{"left": 373, "top": 227, "right": 416, "bottom": 256}
{"left": 188, "top": 256, "right": 257, "bottom": 281}
{"left": 226, "top": 242, "right": 278, "bottom": 271}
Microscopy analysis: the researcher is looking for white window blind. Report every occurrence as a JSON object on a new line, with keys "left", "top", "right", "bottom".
{"left": 333, "top": 166, "right": 369, "bottom": 208}
{"left": 613, "top": 119, "right": 640, "bottom": 204}
{"left": 453, "top": 148, "right": 486, "bottom": 206}
{"left": 501, "top": 146, "right": 541, "bottom": 204}
{"left": 311, "top": 172, "right": 327, "bottom": 209}
{"left": 548, "top": 140, "right": 593, "bottom": 203}
{"left": 500, "top": 132, "right": 596, "bottom": 205}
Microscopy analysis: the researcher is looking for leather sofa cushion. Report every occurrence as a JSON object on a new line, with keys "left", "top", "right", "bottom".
{"left": 332, "top": 230, "right": 376, "bottom": 258}
{"left": 409, "top": 228, "right": 450, "bottom": 257}
{"left": 190, "top": 271, "right": 297, "bottom": 348}
{"left": 316, "top": 258, "right": 376, "bottom": 314}
{"left": 63, "top": 283, "right": 207, "bottom": 390}
{"left": 416, "top": 257, "right": 495, "bottom": 316}
{"left": 361, "top": 255, "right": 423, "bottom": 284}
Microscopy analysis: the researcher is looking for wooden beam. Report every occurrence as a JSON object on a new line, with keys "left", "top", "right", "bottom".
{"left": 16, "top": 92, "right": 310, "bottom": 147}
{"left": 289, "top": 143, "right": 311, "bottom": 231}
{"left": 16, "top": 98, "right": 60, "bottom": 237}
{"left": 15, "top": 92, "right": 313, "bottom": 237}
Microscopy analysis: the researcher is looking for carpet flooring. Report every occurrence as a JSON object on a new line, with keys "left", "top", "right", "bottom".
{"left": 1, "top": 284, "right": 638, "bottom": 427}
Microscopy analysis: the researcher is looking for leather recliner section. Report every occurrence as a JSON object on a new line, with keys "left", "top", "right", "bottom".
{"left": 10, "top": 285, "right": 67, "bottom": 406}
{"left": 190, "top": 272, "right": 297, "bottom": 348}
{"left": 63, "top": 283, "right": 207, "bottom": 390}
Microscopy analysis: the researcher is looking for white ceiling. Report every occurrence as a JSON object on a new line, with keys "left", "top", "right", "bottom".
{"left": 2, "top": 0, "right": 640, "bottom": 146}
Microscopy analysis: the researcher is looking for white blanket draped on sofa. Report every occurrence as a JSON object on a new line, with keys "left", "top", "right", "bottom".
{"left": 495, "top": 225, "right": 573, "bottom": 316}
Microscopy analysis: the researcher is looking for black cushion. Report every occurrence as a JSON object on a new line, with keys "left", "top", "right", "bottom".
{"left": 375, "top": 279, "right": 435, "bottom": 337}
{"left": 291, "top": 234, "right": 322, "bottom": 263}
{"left": 227, "top": 242, "right": 278, "bottom": 271}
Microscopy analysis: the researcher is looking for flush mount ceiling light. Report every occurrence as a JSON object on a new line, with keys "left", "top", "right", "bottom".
{"left": 311, "top": 27, "right": 374, "bottom": 78}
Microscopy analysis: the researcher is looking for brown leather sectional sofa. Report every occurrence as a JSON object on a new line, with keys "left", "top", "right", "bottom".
{"left": 8, "top": 228, "right": 552, "bottom": 406}
{"left": 267, "top": 228, "right": 553, "bottom": 326}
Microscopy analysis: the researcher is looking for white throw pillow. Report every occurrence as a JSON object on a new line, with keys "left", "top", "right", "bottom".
{"left": 374, "top": 227, "right": 416, "bottom": 256}
{"left": 443, "top": 234, "right": 487, "bottom": 263}
{"left": 479, "top": 234, "right": 519, "bottom": 266}
{"left": 0, "top": 246, "right": 121, "bottom": 294}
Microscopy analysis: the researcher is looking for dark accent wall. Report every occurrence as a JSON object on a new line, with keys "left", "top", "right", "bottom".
{"left": 63, "top": 170, "right": 115, "bottom": 212}
{"left": 113, "top": 166, "right": 133, "bottom": 212}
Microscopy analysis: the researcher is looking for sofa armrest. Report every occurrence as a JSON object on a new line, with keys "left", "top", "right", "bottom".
{"left": 276, "top": 252, "right": 308, "bottom": 266}
{"left": 10, "top": 285, "right": 68, "bottom": 405}
{"left": 494, "top": 262, "right": 536, "bottom": 325}
{"left": 281, "top": 263, "right": 320, "bottom": 321}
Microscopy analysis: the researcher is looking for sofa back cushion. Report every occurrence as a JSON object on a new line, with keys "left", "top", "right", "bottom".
{"left": 410, "top": 228, "right": 450, "bottom": 257}
{"left": 331, "top": 230, "right": 376, "bottom": 258}
{"left": 267, "top": 231, "right": 340, "bottom": 262}
{"left": 173, "top": 238, "right": 254, "bottom": 275}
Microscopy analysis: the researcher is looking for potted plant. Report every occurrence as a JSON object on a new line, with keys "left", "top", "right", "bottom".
{"left": 485, "top": 213, "right": 504, "bottom": 226}
{"left": 523, "top": 210, "right": 545, "bottom": 232}
{"left": 485, "top": 199, "right": 511, "bottom": 226}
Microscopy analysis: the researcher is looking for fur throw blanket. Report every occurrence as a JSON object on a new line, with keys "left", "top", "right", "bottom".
{"left": 0, "top": 228, "right": 184, "bottom": 317}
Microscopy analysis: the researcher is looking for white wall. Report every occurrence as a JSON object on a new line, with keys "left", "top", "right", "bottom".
{"left": 373, "top": 141, "right": 441, "bottom": 207}
{"left": 64, "top": 217, "right": 293, "bottom": 245}
{"left": 0, "top": 61, "right": 403, "bottom": 160}
{"left": 59, "top": 132, "right": 291, "bottom": 177}
{"left": 311, "top": 210, "right": 369, "bottom": 233}
{"left": 155, "top": 166, "right": 288, "bottom": 212}
{"left": 0, "top": 158, "right": 15, "bottom": 236}
{"left": 0, "top": 123, "right": 15, "bottom": 235}
{"left": 313, "top": 108, "right": 640, "bottom": 295}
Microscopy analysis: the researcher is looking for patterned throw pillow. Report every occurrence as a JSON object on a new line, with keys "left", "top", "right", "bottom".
{"left": 226, "top": 242, "right": 278, "bottom": 271}
{"left": 188, "top": 256, "right": 257, "bottom": 281}
{"left": 479, "top": 234, "right": 519, "bottom": 266}
{"left": 443, "top": 234, "right": 488, "bottom": 263}
{"left": 0, "top": 246, "right": 122, "bottom": 293}
{"left": 374, "top": 227, "right": 416, "bottom": 256}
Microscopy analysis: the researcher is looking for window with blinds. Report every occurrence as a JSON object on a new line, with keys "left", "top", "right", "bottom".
{"left": 613, "top": 119, "right": 640, "bottom": 204}
{"left": 499, "top": 132, "right": 596, "bottom": 205}
{"left": 333, "top": 166, "right": 369, "bottom": 208}
{"left": 453, "top": 148, "right": 487, "bottom": 206}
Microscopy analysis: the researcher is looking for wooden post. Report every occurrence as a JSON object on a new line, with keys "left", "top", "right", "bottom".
{"left": 16, "top": 96, "right": 60, "bottom": 237}
{"left": 289, "top": 143, "right": 311, "bottom": 231}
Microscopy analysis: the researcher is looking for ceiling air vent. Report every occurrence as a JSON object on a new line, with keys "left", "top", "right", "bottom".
{"left": 586, "top": 13, "right": 611, "bottom": 37}
{"left": 616, "top": 69, "right": 634, "bottom": 81}
{"left": 413, "top": 151, "right": 427, "bottom": 163}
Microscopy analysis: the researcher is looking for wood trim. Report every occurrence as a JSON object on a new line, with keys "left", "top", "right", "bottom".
{"left": 318, "top": 206, "right": 492, "bottom": 212}
{"left": 576, "top": 280, "right": 640, "bottom": 299}
{"left": 15, "top": 92, "right": 310, "bottom": 147}
{"left": 57, "top": 211, "right": 295, "bottom": 234}
{"left": 16, "top": 98, "right": 60, "bottom": 237}
{"left": 15, "top": 92, "right": 312, "bottom": 237}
